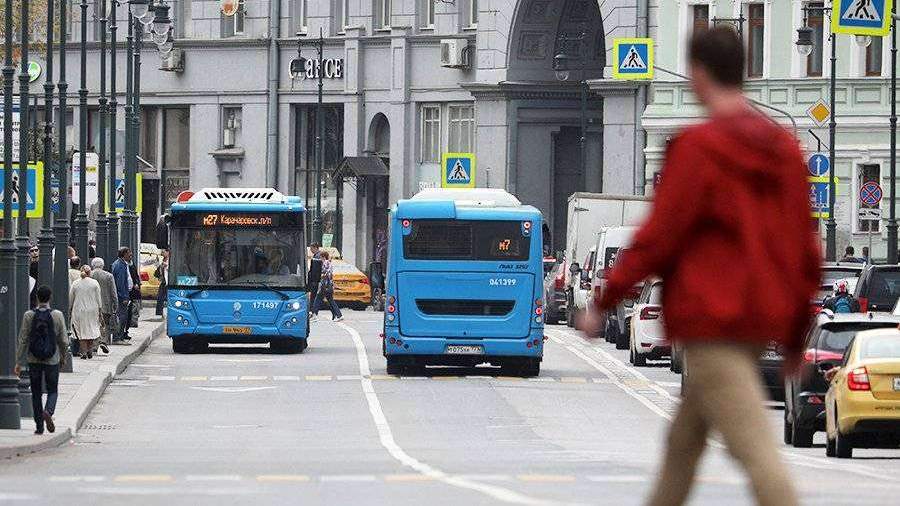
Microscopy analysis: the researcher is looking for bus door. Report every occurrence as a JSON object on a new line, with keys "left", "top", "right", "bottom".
{"left": 397, "top": 219, "right": 535, "bottom": 339}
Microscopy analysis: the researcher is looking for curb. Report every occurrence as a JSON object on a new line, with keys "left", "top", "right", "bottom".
{"left": 0, "top": 320, "right": 166, "bottom": 460}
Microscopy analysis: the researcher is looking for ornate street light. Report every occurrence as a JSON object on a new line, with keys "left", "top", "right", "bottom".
{"left": 129, "top": 0, "right": 150, "bottom": 19}
{"left": 151, "top": 3, "right": 171, "bottom": 45}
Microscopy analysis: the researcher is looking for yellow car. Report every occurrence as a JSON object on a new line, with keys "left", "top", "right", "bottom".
{"left": 825, "top": 328, "right": 900, "bottom": 458}
{"left": 139, "top": 243, "right": 162, "bottom": 300}
{"left": 331, "top": 260, "right": 371, "bottom": 309}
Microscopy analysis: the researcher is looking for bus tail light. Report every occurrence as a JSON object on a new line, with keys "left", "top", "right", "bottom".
{"left": 535, "top": 306, "right": 543, "bottom": 316}
{"left": 848, "top": 367, "right": 870, "bottom": 391}
{"left": 401, "top": 219, "right": 411, "bottom": 228}
{"left": 387, "top": 305, "right": 396, "bottom": 314}
{"left": 858, "top": 297, "right": 869, "bottom": 313}
{"left": 140, "top": 272, "right": 150, "bottom": 282}
{"left": 176, "top": 190, "right": 194, "bottom": 203}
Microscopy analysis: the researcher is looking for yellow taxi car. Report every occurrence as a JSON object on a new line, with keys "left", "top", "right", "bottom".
{"left": 825, "top": 327, "right": 900, "bottom": 458}
{"left": 139, "top": 243, "right": 163, "bottom": 300}
{"left": 331, "top": 259, "right": 371, "bottom": 309}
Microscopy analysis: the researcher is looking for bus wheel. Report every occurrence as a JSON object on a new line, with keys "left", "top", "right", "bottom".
{"left": 272, "top": 339, "right": 306, "bottom": 354}
{"left": 172, "top": 338, "right": 191, "bottom": 354}
{"left": 386, "top": 356, "right": 403, "bottom": 376}
{"left": 501, "top": 359, "right": 540, "bottom": 378}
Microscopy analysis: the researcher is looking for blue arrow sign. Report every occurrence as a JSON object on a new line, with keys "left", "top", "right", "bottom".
{"left": 808, "top": 154, "right": 830, "bottom": 177}
{"left": 832, "top": 0, "right": 893, "bottom": 36}
{"left": 810, "top": 181, "right": 831, "bottom": 217}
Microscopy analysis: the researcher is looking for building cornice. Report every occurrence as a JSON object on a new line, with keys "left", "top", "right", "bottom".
{"left": 462, "top": 80, "right": 639, "bottom": 100}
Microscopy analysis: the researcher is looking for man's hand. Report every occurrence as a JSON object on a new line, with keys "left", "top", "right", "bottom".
{"left": 13, "top": 365, "right": 20, "bottom": 376}
{"left": 578, "top": 307, "right": 605, "bottom": 338}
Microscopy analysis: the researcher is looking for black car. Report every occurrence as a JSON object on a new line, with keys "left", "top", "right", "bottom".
{"left": 854, "top": 264, "right": 900, "bottom": 312}
{"left": 783, "top": 312, "right": 900, "bottom": 447}
{"left": 542, "top": 260, "right": 567, "bottom": 324}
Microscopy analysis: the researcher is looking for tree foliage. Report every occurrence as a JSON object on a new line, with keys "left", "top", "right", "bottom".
{"left": 0, "top": 0, "right": 58, "bottom": 61}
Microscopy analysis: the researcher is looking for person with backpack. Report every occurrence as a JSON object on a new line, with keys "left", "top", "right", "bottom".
{"left": 823, "top": 280, "right": 860, "bottom": 314}
{"left": 310, "top": 251, "right": 343, "bottom": 322}
{"left": 15, "top": 286, "right": 69, "bottom": 435}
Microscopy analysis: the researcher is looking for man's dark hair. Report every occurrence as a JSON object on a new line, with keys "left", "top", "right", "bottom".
{"left": 310, "top": 242, "right": 320, "bottom": 248}
{"left": 70, "top": 256, "right": 81, "bottom": 269}
{"left": 118, "top": 246, "right": 130, "bottom": 258}
{"left": 845, "top": 246, "right": 855, "bottom": 255}
{"left": 36, "top": 285, "right": 51, "bottom": 304}
{"left": 689, "top": 26, "right": 744, "bottom": 87}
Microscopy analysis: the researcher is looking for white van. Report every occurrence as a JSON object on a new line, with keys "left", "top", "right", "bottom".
{"left": 584, "top": 227, "right": 639, "bottom": 345}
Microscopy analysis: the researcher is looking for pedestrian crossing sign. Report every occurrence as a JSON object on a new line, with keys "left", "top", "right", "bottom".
{"left": 0, "top": 163, "right": 44, "bottom": 218}
{"left": 612, "top": 38, "right": 654, "bottom": 80}
{"left": 441, "top": 153, "right": 476, "bottom": 188}
{"left": 832, "top": 0, "right": 893, "bottom": 36}
{"left": 106, "top": 173, "right": 144, "bottom": 214}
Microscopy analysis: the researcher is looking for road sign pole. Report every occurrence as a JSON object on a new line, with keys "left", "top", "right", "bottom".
{"left": 889, "top": 1, "right": 898, "bottom": 264}
{"left": 826, "top": 31, "right": 838, "bottom": 262}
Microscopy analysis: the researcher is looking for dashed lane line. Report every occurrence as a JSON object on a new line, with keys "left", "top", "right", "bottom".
{"left": 256, "top": 475, "right": 311, "bottom": 483}
{"left": 113, "top": 475, "right": 175, "bottom": 483}
{"left": 336, "top": 321, "right": 570, "bottom": 506}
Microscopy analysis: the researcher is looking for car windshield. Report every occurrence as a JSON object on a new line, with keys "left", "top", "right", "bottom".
{"left": 864, "top": 270, "right": 900, "bottom": 306}
{"left": 170, "top": 226, "right": 306, "bottom": 289}
{"left": 860, "top": 335, "right": 900, "bottom": 359}
{"left": 819, "top": 323, "right": 899, "bottom": 353}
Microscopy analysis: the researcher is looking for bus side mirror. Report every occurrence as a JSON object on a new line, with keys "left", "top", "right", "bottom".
{"left": 155, "top": 215, "right": 169, "bottom": 250}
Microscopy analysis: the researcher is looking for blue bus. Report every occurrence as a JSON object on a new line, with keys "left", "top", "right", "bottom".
{"left": 383, "top": 189, "right": 546, "bottom": 377}
{"left": 160, "top": 188, "right": 310, "bottom": 354}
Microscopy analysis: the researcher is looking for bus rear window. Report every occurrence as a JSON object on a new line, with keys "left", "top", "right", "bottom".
{"left": 403, "top": 220, "right": 531, "bottom": 261}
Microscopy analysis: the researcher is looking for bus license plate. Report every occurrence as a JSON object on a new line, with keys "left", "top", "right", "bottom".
{"left": 446, "top": 345, "right": 484, "bottom": 355}
{"left": 893, "top": 378, "right": 900, "bottom": 391}
{"left": 223, "top": 326, "right": 252, "bottom": 335}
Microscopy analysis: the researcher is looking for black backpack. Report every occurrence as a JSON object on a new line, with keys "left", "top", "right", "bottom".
{"left": 29, "top": 308, "right": 56, "bottom": 360}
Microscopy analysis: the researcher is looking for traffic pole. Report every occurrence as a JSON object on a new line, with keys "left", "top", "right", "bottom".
{"left": 54, "top": 0, "right": 72, "bottom": 373}
{"left": 16, "top": 0, "right": 33, "bottom": 419}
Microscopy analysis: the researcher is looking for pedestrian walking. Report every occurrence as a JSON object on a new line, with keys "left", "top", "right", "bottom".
{"left": 68, "top": 256, "right": 82, "bottom": 286}
{"left": 582, "top": 27, "right": 819, "bottom": 506}
{"left": 128, "top": 260, "right": 142, "bottom": 329}
{"left": 308, "top": 242, "right": 323, "bottom": 309}
{"left": 155, "top": 250, "right": 168, "bottom": 317}
{"left": 70, "top": 266, "right": 103, "bottom": 360}
{"left": 88, "top": 239, "right": 97, "bottom": 259}
{"left": 841, "top": 246, "right": 864, "bottom": 264}
{"left": 90, "top": 257, "right": 118, "bottom": 354}
{"left": 310, "top": 251, "right": 343, "bottom": 322}
{"left": 111, "top": 247, "right": 134, "bottom": 344}
{"left": 15, "top": 286, "right": 69, "bottom": 434}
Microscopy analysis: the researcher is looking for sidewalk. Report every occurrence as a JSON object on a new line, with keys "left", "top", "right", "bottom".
{"left": 0, "top": 307, "right": 165, "bottom": 459}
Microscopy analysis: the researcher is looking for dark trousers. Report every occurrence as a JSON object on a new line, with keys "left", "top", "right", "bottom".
{"left": 308, "top": 282, "right": 320, "bottom": 310}
{"left": 28, "top": 363, "right": 59, "bottom": 428}
{"left": 312, "top": 288, "right": 342, "bottom": 319}
{"left": 116, "top": 298, "right": 131, "bottom": 340}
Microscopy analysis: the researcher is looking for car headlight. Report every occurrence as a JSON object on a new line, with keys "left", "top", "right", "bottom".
{"left": 291, "top": 301, "right": 301, "bottom": 311}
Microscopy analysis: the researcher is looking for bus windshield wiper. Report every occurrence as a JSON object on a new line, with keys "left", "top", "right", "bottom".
{"left": 241, "top": 282, "right": 291, "bottom": 301}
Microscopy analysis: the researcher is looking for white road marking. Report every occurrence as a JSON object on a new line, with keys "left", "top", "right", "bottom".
{"left": 209, "top": 376, "right": 239, "bottom": 381}
{"left": 50, "top": 476, "right": 106, "bottom": 482}
{"left": 585, "top": 475, "right": 647, "bottom": 483}
{"left": 273, "top": 375, "right": 301, "bottom": 381}
{"left": 337, "top": 322, "right": 573, "bottom": 506}
{"left": 656, "top": 381, "right": 681, "bottom": 388}
{"left": 190, "top": 386, "right": 276, "bottom": 393}
{"left": 145, "top": 375, "right": 175, "bottom": 381}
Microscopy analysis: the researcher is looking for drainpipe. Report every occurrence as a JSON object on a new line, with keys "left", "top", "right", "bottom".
{"left": 634, "top": 0, "right": 649, "bottom": 195}
{"left": 265, "top": 0, "right": 281, "bottom": 188}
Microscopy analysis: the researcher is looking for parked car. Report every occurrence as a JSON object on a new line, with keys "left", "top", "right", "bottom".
{"left": 331, "top": 259, "right": 372, "bottom": 309}
{"left": 568, "top": 246, "right": 596, "bottom": 329}
{"left": 139, "top": 243, "right": 162, "bottom": 300}
{"left": 784, "top": 312, "right": 900, "bottom": 447}
{"left": 817, "top": 263, "right": 864, "bottom": 306}
{"left": 629, "top": 279, "right": 668, "bottom": 367}
{"left": 825, "top": 327, "right": 900, "bottom": 458}
{"left": 854, "top": 264, "right": 900, "bottom": 313}
{"left": 542, "top": 260, "right": 567, "bottom": 325}
{"left": 759, "top": 340, "right": 788, "bottom": 402}
{"left": 587, "top": 227, "right": 638, "bottom": 348}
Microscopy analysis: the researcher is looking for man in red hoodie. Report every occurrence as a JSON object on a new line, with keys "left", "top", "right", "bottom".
{"left": 585, "top": 27, "right": 820, "bottom": 506}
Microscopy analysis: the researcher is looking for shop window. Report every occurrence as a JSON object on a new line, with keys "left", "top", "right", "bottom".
{"left": 866, "top": 36, "right": 883, "bottom": 76}
{"left": 423, "top": 0, "right": 435, "bottom": 28}
{"left": 140, "top": 107, "right": 159, "bottom": 168}
{"left": 297, "top": 0, "right": 308, "bottom": 34}
{"left": 163, "top": 108, "right": 190, "bottom": 170}
{"left": 692, "top": 4, "right": 709, "bottom": 36}
{"left": 858, "top": 164, "right": 881, "bottom": 233}
{"left": 376, "top": 0, "right": 392, "bottom": 30}
{"left": 470, "top": 0, "right": 478, "bottom": 27}
{"left": 448, "top": 104, "right": 475, "bottom": 153}
{"left": 806, "top": 2, "right": 824, "bottom": 77}
{"left": 421, "top": 105, "right": 441, "bottom": 163}
{"left": 747, "top": 4, "right": 765, "bottom": 78}
{"left": 336, "top": 0, "right": 350, "bottom": 32}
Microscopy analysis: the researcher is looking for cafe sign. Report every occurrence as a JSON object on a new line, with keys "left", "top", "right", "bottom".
{"left": 293, "top": 58, "right": 345, "bottom": 80}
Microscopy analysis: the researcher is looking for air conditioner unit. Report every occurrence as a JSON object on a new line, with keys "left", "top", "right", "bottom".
{"left": 159, "top": 48, "right": 185, "bottom": 73}
{"left": 440, "top": 39, "right": 470, "bottom": 69}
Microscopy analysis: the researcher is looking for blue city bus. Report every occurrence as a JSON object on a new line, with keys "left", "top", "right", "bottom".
{"left": 160, "top": 188, "right": 310, "bottom": 354}
{"left": 383, "top": 189, "right": 546, "bottom": 377}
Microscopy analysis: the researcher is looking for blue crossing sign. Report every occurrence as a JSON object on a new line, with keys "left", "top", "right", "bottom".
{"left": 808, "top": 153, "right": 830, "bottom": 177}
{"left": 441, "top": 153, "right": 476, "bottom": 188}
{"left": 0, "top": 163, "right": 44, "bottom": 218}
{"left": 107, "top": 173, "right": 144, "bottom": 214}
{"left": 613, "top": 38, "right": 654, "bottom": 80}
{"left": 832, "top": 0, "right": 893, "bottom": 36}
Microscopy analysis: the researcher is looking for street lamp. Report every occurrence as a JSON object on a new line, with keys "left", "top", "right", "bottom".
{"left": 553, "top": 28, "right": 595, "bottom": 191}
{"left": 38, "top": 0, "right": 56, "bottom": 282}
{"left": 129, "top": 0, "right": 150, "bottom": 20}
{"left": 296, "top": 28, "right": 325, "bottom": 243}
{"left": 889, "top": 4, "right": 898, "bottom": 263}
{"left": 16, "top": 0, "right": 33, "bottom": 419}
{"left": 73, "top": 0, "right": 91, "bottom": 262}
{"left": 96, "top": 0, "right": 110, "bottom": 264}
{"left": 107, "top": 0, "right": 120, "bottom": 266}
{"left": 151, "top": 3, "right": 171, "bottom": 45}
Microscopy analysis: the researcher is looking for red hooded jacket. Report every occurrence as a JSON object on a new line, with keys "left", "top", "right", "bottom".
{"left": 597, "top": 109, "right": 821, "bottom": 353}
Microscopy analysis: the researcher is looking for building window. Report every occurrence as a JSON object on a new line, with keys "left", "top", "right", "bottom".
{"left": 866, "top": 36, "right": 883, "bottom": 76}
{"left": 692, "top": 4, "right": 709, "bottom": 35}
{"left": 342, "top": 0, "right": 351, "bottom": 30}
{"left": 140, "top": 107, "right": 159, "bottom": 169}
{"left": 420, "top": 105, "right": 441, "bottom": 163}
{"left": 469, "top": 0, "right": 478, "bottom": 27}
{"left": 858, "top": 164, "right": 881, "bottom": 233}
{"left": 448, "top": 105, "right": 475, "bottom": 153}
{"left": 222, "top": 107, "right": 242, "bottom": 148}
{"left": 424, "top": 0, "right": 435, "bottom": 28}
{"left": 806, "top": 2, "right": 824, "bottom": 77}
{"left": 221, "top": 0, "right": 246, "bottom": 37}
{"left": 747, "top": 4, "right": 765, "bottom": 78}
{"left": 163, "top": 108, "right": 191, "bottom": 169}
{"left": 297, "top": 0, "right": 308, "bottom": 33}
{"left": 376, "top": 0, "right": 392, "bottom": 29}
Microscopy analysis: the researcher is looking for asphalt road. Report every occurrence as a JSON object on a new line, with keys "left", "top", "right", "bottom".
{"left": 1, "top": 310, "right": 899, "bottom": 505}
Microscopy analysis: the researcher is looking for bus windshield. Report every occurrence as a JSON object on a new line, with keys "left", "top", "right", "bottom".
{"left": 402, "top": 220, "right": 531, "bottom": 261}
{"left": 170, "top": 226, "right": 306, "bottom": 289}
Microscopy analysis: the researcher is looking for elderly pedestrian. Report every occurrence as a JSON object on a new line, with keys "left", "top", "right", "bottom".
{"left": 15, "top": 286, "right": 68, "bottom": 434}
{"left": 583, "top": 27, "right": 819, "bottom": 506}
{"left": 68, "top": 256, "right": 82, "bottom": 286}
{"left": 90, "top": 257, "right": 118, "bottom": 354}
{"left": 70, "top": 265, "right": 103, "bottom": 360}
{"left": 111, "top": 247, "right": 134, "bottom": 344}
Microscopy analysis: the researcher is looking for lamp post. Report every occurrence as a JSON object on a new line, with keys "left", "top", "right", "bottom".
{"left": 0, "top": 0, "right": 22, "bottom": 430}
{"left": 553, "top": 28, "right": 595, "bottom": 191}
{"left": 296, "top": 28, "right": 325, "bottom": 243}
{"left": 96, "top": 0, "right": 110, "bottom": 268}
{"left": 889, "top": 6, "right": 898, "bottom": 264}
{"left": 107, "top": 0, "right": 119, "bottom": 267}
{"left": 72, "top": 0, "right": 90, "bottom": 262}
{"left": 16, "top": 0, "right": 33, "bottom": 418}
{"left": 53, "top": 0, "right": 72, "bottom": 375}
{"left": 39, "top": 0, "right": 56, "bottom": 285}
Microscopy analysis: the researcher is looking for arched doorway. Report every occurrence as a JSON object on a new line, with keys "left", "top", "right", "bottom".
{"left": 503, "top": 0, "right": 607, "bottom": 253}
{"left": 364, "top": 113, "right": 391, "bottom": 271}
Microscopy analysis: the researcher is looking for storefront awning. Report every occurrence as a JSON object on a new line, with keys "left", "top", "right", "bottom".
{"left": 333, "top": 156, "right": 389, "bottom": 181}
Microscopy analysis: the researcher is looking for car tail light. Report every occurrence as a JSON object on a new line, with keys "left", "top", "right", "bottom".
{"left": 639, "top": 306, "right": 661, "bottom": 320}
{"left": 858, "top": 297, "right": 868, "bottom": 313}
{"left": 360, "top": 277, "right": 370, "bottom": 285}
{"left": 140, "top": 272, "right": 150, "bottom": 281}
{"left": 848, "top": 366, "right": 870, "bottom": 391}
{"left": 554, "top": 269, "right": 565, "bottom": 290}
{"left": 806, "top": 395, "right": 824, "bottom": 405}
{"left": 535, "top": 298, "right": 543, "bottom": 306}
{"left": 803, "top": 348, "right": 844, "bottom": 363}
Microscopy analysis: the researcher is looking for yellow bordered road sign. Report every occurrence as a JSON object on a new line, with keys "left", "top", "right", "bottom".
{"left": 612, "top": 38, "right": 654, "bottom": 80}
